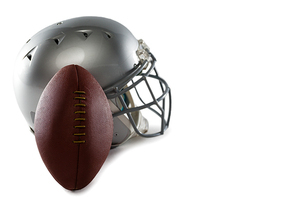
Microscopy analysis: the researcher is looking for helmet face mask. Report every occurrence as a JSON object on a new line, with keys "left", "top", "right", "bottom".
{"left": 106, "top": 52, "right": 172, "bottom": 141}
{"left": 14, "top": 16, "right": 171, "bottom": 148}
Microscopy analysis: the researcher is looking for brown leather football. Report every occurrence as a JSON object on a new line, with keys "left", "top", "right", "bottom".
{"left": 34, "top": 65, "right": 113, "bottom": 190}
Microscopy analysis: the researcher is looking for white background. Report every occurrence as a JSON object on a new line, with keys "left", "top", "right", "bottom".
{"left": 2, "top": 0, "right": 296, "bottom": 196}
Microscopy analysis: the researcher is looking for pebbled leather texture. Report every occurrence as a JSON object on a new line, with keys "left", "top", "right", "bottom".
{"left": 34, "top": 65, "right": 113, "bottom": 190}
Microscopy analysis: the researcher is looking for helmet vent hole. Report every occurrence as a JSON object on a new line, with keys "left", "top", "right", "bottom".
{"left": 54, "top": 39, "right": 60, "bottom": 45}
{"left": 27, "top": 54, "right": 32, "bottom": 61}
{"left": 52, "top": 33, "right": 66, "bottom": 45}
{"left": 104, "top": 32, "right": 112, "bottom": 39}
{"left": 23, "top": 46, "right": 37, "bottom": 61}
{"left": 76, "top": 30, "right": 93, "bottom": 40}
{"left": 83, "top": 33, "right": 89, "bottom": 38}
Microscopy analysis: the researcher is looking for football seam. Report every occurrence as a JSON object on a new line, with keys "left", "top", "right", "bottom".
{"left": 73, "top": 65, "right": 86, "bottom": 190}
{"left": 73, "top": 90, "right": 86, "bottom": 142}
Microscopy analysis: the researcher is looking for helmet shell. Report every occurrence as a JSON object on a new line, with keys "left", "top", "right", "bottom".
{"left": 14, "top": 16, "right": 139, "bottom": 129}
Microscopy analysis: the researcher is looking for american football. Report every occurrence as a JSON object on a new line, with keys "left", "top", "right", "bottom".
{"left": 34, "top": 65, "right": 113, "bottom": 190}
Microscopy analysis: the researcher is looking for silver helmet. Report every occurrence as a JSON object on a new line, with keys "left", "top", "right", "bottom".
{"left": 13, "top": 16, "right": 171, "bottom": 148}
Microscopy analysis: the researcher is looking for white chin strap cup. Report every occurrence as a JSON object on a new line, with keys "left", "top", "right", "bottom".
{"left": 108, "top": 90, "right": 148, "bottom": 148}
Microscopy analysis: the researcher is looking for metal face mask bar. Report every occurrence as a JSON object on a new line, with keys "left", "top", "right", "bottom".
{"left": 104, "top": 40, "right": 172, "bottom": 138}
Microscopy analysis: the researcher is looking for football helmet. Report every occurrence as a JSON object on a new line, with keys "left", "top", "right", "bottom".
{"left": 13, "top": 16, "right": 171, "bottom": 148}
